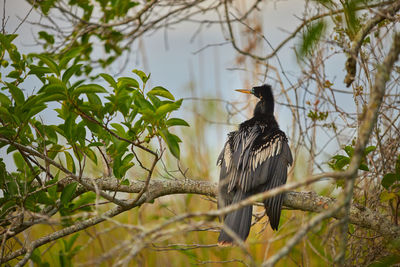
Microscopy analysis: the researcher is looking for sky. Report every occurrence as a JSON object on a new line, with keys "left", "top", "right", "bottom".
{"left": 3, "top": 0, "right": 306, "bottom": 95}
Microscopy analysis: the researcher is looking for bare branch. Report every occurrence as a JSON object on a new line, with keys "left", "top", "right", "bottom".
{"left": 344, "top": 1, "right": 400, "bottom": 86}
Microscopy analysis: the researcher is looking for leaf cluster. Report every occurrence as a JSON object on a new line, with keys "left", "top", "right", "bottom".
{"left": 328, "top": 145, "right": 376, "bottom": 187}
{"left": 380, "top": 155, "right": 400, "bottom": 204}
{"left": 0, "top": 33, "right": 188, "bottom": 240}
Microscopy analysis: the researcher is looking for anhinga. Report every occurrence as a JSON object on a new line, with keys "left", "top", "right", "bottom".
{"left": 217, "top": 84, "right": 293, "bottom": 245}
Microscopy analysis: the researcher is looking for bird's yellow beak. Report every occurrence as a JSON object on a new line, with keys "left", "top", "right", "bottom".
{"left": 235, "top": 89, "right": 252, "bottom": 94}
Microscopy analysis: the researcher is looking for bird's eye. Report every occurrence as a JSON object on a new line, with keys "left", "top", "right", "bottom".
{"left": 251, "top": 88, "right": 255, "bottom": 94}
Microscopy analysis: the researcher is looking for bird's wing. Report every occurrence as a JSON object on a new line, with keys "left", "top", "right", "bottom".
{"left": 238, "top": 128, "right": 292, "bottom": 192}
{"left": 217, "top": 129, "right": 249, "bottom": 195}
{"left": 217, "top": 131, "right": 239, "bottom": 209}
{"left": 217, "top": 126, "right": 292, "bottom": 228}
{"left": 240, "top": 128, "right": 292, "bottom": 230}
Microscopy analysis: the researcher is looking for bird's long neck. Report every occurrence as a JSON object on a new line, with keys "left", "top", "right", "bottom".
{"left": 254, "top": 88, "right": 277, "bottom": 124}
{"left": 240, "top": 98, "right": 278, "bottom": 130}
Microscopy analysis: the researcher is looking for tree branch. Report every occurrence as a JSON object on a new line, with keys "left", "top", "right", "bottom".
{"left": 344, "top": 1, "right": 400, "bottom": 86}
{"left": 2, "top": 174, "right": 400, "bottom": 264}
{"left": 224, "top": 0, "right": 397, "bottom": 62}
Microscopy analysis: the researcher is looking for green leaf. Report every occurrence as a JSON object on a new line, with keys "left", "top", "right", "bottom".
{"left": 73, "top": 84, "right": 107, "bottom": 96}
{"left": 27, "top": 104, "right": 47, "bottom": 119}
{"left": 147, "top": 86, "right": 175, "bottom": 100}
{"left": 113, "top": 154, "right": 122, "bottom": 179}
{"left": 119, "top": 154, "right": 134, "bottom": 177}
{"left": 13, "top": 152, "right": 25, "bottom": 171}
{"left": 48, "top": 184, "right": 58, "bottom": 201}
{"left": 22, "top": 95, "right": 40, "bottom": 110}
{"left": 76, "top": 121, "right": 86, "bottom": 146}
{"left": 111, "top": 123, "right": 126, "bottom": 137}
{"left": 344, "top": 145, "right": 354, "bottom": 157}
{"left": 88, "top": 142, "right": 104, "bottom": 147}
{"left": 0, "top": 92, "right": 12, "bottom": 107}
{"left": 117, "top": 77, "right": 139, "bottom": 89}
{"left": 39, "top": 83, "right": 66, "bottom": 94}
{"left": 166, "top": 118, "right": 189, "bottom": 127}
{"left": 6, "top": 82, "right": 25, "bottom": 105}
{"left": 32, "top": 54, "right": 60, "bottom": 76}
{"left": 7, "top": 70, "right": 21, "bottom": 79}
{"left": 298, "top": 20, "right": 325, "bottom": 58}
{"left": 48, "top": 144, "right": 63, "bottom": 160}
{"left": 72, "top": 192, "right": 96, "bottom": 211}
{"left": 47, "top": 172, "right": 59, "bottom": 200}
{"left": 40, "top": 93, "right": 66, "bottom": 103}
{"left": 336, "top": 157, "right": 349, "bottom": 169}
{"left": 155, "top": 99, "right": 183, "bottom": 117}
{"left": 63, "top": 115, "right": 76, "bottom": 141}
{"left": 381, "top": 173, "right": 398, "bottom": 190}
{"left": 45, "top": 125, "right": 58, "bottom": 143}
{"left": 60, "top": 182, "right": 78, "bottom": 206}
{"left": 83, "top": 147, "right": 97, "bottom": 165}
{"left": 121, "top": 179, "right": 130, "bottom": 185}
{"left": 147, "top": 94, "right": 161, "bottom": 108}
{"left": 330, "top": 155, "right": 350, "bottom": 171}
{"left": 133, "top": 91, "right": 154, "bottom": 111}
{"left": 0, "top": 34, "right": 17, "bottom": 50}
{"left": 396, "top": 155, "right": 400, "bottom": 174}
{"left": 0, "top": 127, "right": 15, "bottom": 138}
{"left": 36, "top": 191, "right": 55, "bottom": 205}
{"left": 100, "top": 73, "right": 117, "bottom": 89}
{"left": 358, "top": 163, "right": 369, "bottom": 171}
{"left": 87, "top": 92, "right": 102, "bottom": 106}
{"left": 161, "top": 130, "right": 181, "bottom": 159}
{"left": 29, "top": 65, "right": 52, "bottom": 77}
{"left": 40, "top": 0, "right": 56, "bottom": 15}
{"left": 62, "top": 64, "right": 82, "bottom": 84}
{"left": 38, "top": 31, "right": 55, "bottom": 44}
{"left": 59, "top": 47, "right": 84, "bottom": 70}
{"left": 64, "top": 151, "right": 76, "bottom": 173}
{"left": 121, "top": 153, "right": 134, "bottom": 165}
{"left": 5, "top": 180, "right": 18, "bottom": 196}
{"left": 132, "top": 69, "right": 149, "bottom": 83}
{"left": 364, "top": 145, "right": 376, "bottom": 155}
{"left": 332, "top": 155, "right": 348, "bottom": 160}
{"left": 0, "top": 106, "right": 11, "bottom": 119}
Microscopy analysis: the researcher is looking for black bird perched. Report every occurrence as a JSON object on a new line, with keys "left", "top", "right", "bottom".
{"left": 217, "top": 84, "right": 293, "bottom": 245}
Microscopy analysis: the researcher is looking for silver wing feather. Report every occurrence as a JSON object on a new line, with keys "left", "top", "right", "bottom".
{"left": 218, "top": 124, "right": 292, "bottom": 235}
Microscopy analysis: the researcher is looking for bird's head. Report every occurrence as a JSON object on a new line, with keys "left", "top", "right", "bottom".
{"left": 236, "top": 84, "right": 275, "bottom": 117}
{"left": 235, "top": 84, "right": 273, "bottom": 101}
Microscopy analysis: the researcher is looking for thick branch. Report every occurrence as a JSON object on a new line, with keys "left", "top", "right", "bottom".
{"left": 2, "top": 177, "right": 400, "bottom": 264}
{"left": 42, "top": 177, "right": 400, "bottom": 237}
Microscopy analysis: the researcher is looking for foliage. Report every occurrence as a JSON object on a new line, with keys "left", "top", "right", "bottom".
{"left": 381, "top": 155, "right": 400, "bottom": 190}
{"left": 380, "top": 155, "right": 400, "bottom": 223}
{"left": 0, "top": 31, "right": 188, "bottom": 263}
{"left": 329, "top": 145, "right": 376, "bottom": 172}
{"left": 298, "top": 20, "right": 326, "bottom": 59}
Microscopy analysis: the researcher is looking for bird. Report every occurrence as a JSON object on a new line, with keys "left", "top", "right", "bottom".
{"left": 217, "top": 84, "right": 293, "bottom": 245}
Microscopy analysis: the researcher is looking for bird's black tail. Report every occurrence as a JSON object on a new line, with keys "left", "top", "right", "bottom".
{"left": 263, "top": 193, "right": 284, "bottom": 230}
{"left": 218, "top": 191, "right": 252, "bottom": 245}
